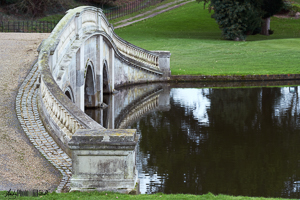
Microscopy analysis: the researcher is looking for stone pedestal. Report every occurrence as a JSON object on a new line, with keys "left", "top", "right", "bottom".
{"left": 68, "top": 129, "right": 139, "bottom": 193}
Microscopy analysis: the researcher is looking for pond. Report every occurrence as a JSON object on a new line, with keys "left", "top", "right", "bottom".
{"left": 85, "top": 81, "right": 300, "bottom": 198}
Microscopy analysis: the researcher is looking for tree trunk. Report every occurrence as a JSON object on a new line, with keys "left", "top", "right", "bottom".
{"left": 261, "top": 17, "right": 270, "bottom": 36}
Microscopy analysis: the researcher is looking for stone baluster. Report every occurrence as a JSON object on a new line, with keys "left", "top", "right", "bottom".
{"left": 69, "top": 117, "right": 74, "bottom": 134}
{"left": 63, "top": 110, "right": 67, "bottom": 127}
{"left": 75, "top": 12, "right": 80, "bottom": 40}
{"left": 60, "top": 107, "right": 65, "bottom": 125}
{"left": 47, "top": 95, "right": 51, "bottom": 109}
{"left": 55, "top": 103, "right": 59, "bottom": 121}
{"left": 58, "top": 105, "right": 62, "bottom": 123}
{"left": 52, "top": 103, "right": 58, "bottom": 125}
{"left": 59, "top": 105, "right": 63, "bottom": 123}
{"left": 72, "top": 118, "right": 77, "bottom": 134}
{"left": 52, "top": 103, "right": 57, "bottom": 118}
{"left": 68, "top": 115, "right": 73, "bottom": 133}
{"left": 76, "top": 123, "right": 81, "bottom": 132}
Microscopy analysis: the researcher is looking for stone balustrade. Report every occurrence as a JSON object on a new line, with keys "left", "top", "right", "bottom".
{"left": 38, "top": 68, "right": 103, "bottom": 155}
{"left": 112, "top": 33, "right": 160, "bottom": 70}
{"left": 40, "top": 79, "right": 84, "bottom": 139}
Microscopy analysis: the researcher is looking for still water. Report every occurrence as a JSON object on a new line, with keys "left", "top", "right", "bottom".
{"left": 86, "top": 83, "right": 300, "bottom": 198}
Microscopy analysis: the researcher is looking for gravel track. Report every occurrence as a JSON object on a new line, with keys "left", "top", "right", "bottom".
{"left": 0, "top": 33, "right": 61, "bottom": 192}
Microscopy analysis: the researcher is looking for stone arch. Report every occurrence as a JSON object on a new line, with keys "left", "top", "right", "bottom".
{"left": 84, "top": 62, "right": 97, "bottom": 108}
{"left": 64, "top": 86, "right": 75, "bottom": 103}
{"left": 103, "top": 60, "right": 110, "bottom": 94}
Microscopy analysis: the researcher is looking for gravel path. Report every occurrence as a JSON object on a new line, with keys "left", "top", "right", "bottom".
{"left": 0, "top": 33, "right": 61, "bottom": 192}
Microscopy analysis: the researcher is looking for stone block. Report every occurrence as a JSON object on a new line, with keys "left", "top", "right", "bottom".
{"left": 69, "top": 129, "right": 139, "bottom": 193}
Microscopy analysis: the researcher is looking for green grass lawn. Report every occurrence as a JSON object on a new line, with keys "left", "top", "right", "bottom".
{"left": 115, "top": 2, "right": 300, "bottom": 76}
{"left": 0, "top": 191, "right": 297, "bottom": 200}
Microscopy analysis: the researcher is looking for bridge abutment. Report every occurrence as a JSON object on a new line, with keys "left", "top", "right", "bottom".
{"left": 68, "top": 129, "right": 139, "bottom": 193}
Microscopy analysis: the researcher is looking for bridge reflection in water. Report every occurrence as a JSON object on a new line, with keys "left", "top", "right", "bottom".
{"left": 85, "top": 83, "right": 171, "bottom": 129}
{"left": 86, "top": 83, "right": 300, "bottom": 198}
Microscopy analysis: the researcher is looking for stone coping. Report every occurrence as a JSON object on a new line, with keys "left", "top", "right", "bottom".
{"left": 69, "top": 129, "right": 139, "bottom": 150}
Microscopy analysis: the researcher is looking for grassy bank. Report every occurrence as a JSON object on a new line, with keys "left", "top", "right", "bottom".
{"left": 110, "top": 0, "right": 189, "bottom": 25}
{"left": 115, "top": 2, "right": 300, "bottom": 76}
{"left": 0, "top": 191, "right": 297, "bottom": 200}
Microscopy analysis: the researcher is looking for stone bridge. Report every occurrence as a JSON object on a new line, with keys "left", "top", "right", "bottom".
{"left": 35, "top": 6, "right": 170, "bottom": 193}
{"left": 39, "top": 6, "right": 170, "bottom": 111}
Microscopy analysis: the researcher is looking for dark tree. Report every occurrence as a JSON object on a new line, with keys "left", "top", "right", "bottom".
{"left": 5, "top": 0, "right": 72, "bottom": 17}
{"left": 210, "top": 0, "right": 262, "bottom": 40}
{"left": 262, "top": 0, "right": 284, "bottom": 18}
{"left": 83, "top": 0, "right": 117, "bottom": 9}
{"left": 0, "top": 0, "right": 18, "bottom": 5}
{"left": 260, "top": 0, "right": 283, "bottom": 35}
{"left": 198, "top": 0, "right": 284, "bottom": 40}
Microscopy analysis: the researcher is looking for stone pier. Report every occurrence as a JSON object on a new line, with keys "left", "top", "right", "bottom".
{"left": 68, "top": 129, "right": 139, "bottom": 193}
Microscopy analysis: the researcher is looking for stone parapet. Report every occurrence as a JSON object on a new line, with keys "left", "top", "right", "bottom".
{"left": 112, "top": 33, "right": 161, "bottom": 71}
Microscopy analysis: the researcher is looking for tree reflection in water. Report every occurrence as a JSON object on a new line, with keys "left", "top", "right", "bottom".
{"left": 130, "top": 86, "right": 300, "bottom": 198}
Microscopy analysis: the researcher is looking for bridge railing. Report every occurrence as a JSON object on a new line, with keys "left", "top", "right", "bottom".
{"left": 40, "top": 79, "right": 84, "bottom": 139}
{"left": 39, "top": 62, "right": 104, "bottom": 154}
{"left": 112, "top": 33, "right": 160, "bottom": 71}
{"left": 77, "top": 7, "right": 161, "bottom": 71}
{"left": 72, "top": 6, "right": 162, "bottom": 73}
{"left": 53, "top": 7, "right": 161, "bottom": 75}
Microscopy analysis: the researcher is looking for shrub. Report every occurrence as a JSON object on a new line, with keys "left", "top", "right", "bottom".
{"left": 290, "top": 4, "right": 300, "bottom": 15}
{"left": 0, "top": 0, "right": 18, "bottom": 5}
{"left": 212, "top": 0, "right": 262, "bottom": 40}
{"left": 281, "top": 1, "right": 293, "bottom": 12}
{"left": 261, "top": 0, "right": 284, "bottom": 18}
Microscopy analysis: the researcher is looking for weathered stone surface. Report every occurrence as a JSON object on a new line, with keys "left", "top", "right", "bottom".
{"left": 69, "top": 129, "right": 139, "bottom": 193}
{"left": 69, "top": 129, "right": 138, "bottom": 149}
{"left": 152, "top": 51, "right": 171, "bottom": 78}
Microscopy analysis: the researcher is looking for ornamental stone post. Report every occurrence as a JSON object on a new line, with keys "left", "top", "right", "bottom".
{"left": 151, "top": 51, "right": 171, "bottom": 78}
{"left": 69, "top": 129, "right": 139, "bottom": 193}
